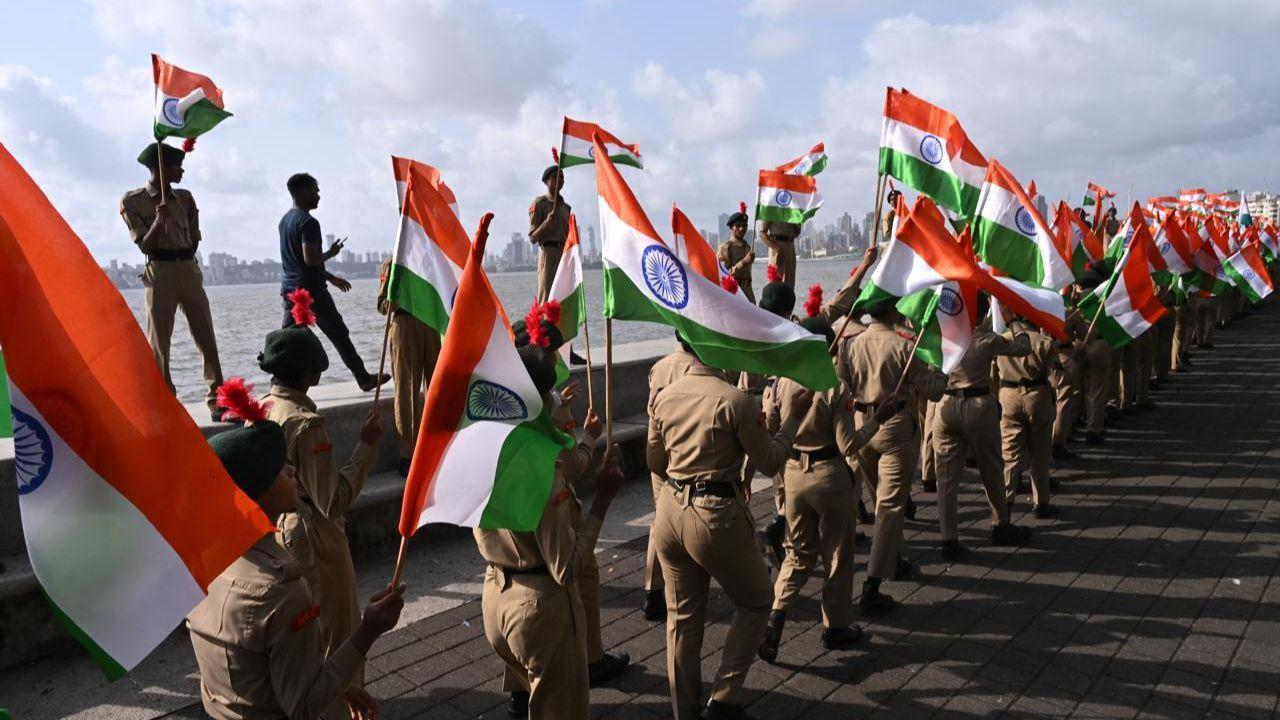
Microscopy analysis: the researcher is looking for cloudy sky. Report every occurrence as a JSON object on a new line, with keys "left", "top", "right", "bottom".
{"left": 3, "top": 0, "right": 1279, "bottom": 265}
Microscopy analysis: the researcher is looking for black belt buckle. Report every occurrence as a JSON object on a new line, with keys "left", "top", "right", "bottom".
{"left": 693, "top": 480, "right": 710, "bottom": 495}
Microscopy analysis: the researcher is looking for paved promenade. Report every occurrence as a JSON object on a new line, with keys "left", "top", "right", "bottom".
{"left": 6, "top": 305, "right": 1280, "bottom": 719}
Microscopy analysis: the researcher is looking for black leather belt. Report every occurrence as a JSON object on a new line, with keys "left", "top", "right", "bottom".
{"left": 1000, "top": 378, "right": 1047, "bottom": 389}
{"left": 147, "top": 249, "right": 196, "bottom": 261}
{"left": 945, "top": 386, "right": 990, "bottom": 398}
{"left": 670, "top": 480, "right": 737, "bottom": 498}
{"left": 789, "top": 446, "right": 841, "bottom": 462}
{"left": 852, "top": 400, "right": 906, "bottom": 413}
{"left": 491, "top": 563, "right": 547, "bottom": 576}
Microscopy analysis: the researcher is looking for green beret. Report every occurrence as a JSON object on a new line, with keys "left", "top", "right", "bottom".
{"left": 209, "top": 421, "right": 287, "bottom": 500}
{"left": 137, "top": 142, "right": 186, "bottom": 169}
{"left": 726, "top": 212, "right": 749, "bottom": 227}
{"left": 759, "top": 282, "right": 796, "bottom": 317}
{"left": 798, "top": 316, "right": 834, "bottom": 346}
{"left": 258, "top": 327, "right": 330, "bottom": 377}
{"left": 542, "top": 165, "right": 562, "bottom": 183}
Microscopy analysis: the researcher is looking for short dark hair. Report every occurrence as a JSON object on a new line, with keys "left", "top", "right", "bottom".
{"left": 518, "top": 345, "right": 558, "bottom": 397}
{"left": 287, "top": 173, "right": 317, "bottom": 197}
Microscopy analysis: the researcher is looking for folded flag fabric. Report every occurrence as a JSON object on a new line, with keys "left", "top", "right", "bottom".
{"left": 1221, "top": 244, "right": 1274, "bottom": 304}
{"left": 399, "top": 215, "right": 574, "bottom": 534}
{"left": 756, "top": 170, "right": 822, "bottom": 225}
{"left": 776, "top": 142, "right": 828, "bottom": 176}
{"left": 596, "top": 135, "right": 837, "bottom": 390}
{"left": 559, "top": 117, "right": 643, "bottom": 169}
{"left": 0, "top": 349, "right": 10, "bottom": 437}
{"left": 878, "top": 87, "right": 987, "bottom": 217}
{"left": 671, "top": 204, "right": 742, "bottom": 296}
{"left": 547, "top": 215, "right": 588, "bottom": 381}
{"left": 0, "top": 142, "right": 273, "bottom": 678}
{"left": 895, "top": 227, "right": 981, "bottom": 372}
{"left": 386, "top": 157, "right": 470, "bottom": 334}
{"left": 1077, "top": 207, "right": 1169, "bottom": 348}
{"left": 151, "top": 54, "right": 231, "bottom": 140}
{"left": 973, "top": 159, "right": 1074, "bottom": 290}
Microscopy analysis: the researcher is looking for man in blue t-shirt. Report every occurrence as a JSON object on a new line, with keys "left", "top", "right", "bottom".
{"left": 279, "top": 173, "right": 389, "bottom": 392}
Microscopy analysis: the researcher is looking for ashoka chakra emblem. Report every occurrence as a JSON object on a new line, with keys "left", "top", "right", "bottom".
{"left": 13, "top": 407, "right": 53, "bottom": 496}
{"left": 161, "top": 97, "right": 185, "bottom": 127}
{"left": 641, "top": 245, "right": 689, "bottom": 309}
{"left": 938, "top": 287, "right": 964, "bottom": 317}
{"left": 1244, "top": 269, "right": 1256, "bottom": 280}
{"left": 1159, "top": 241, "right": 1172, "bottom": 254}
{"left": 919, "top": 134, "right": 944, "bottom": 165}
{"left": 1014, "top": 207, "right": 1037, "bottom": 236}
{"left": 775, "top": 189, "right": 793, "bottom": 207}
{"left": 466, "top": 380, "right": 528, "bottom": 422}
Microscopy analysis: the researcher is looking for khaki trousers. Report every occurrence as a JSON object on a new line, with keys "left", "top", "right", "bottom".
{"left": 771, "top": 458, "right": 856, "bottom": 629}
{"left": 738, "top": 279, "right": 756, "bottom": 305}
{"left": 1117, "top": 338, "right": 1142, "bottom": 408}
{"left": 769, "top": 241, "right": 797, "bottom": 286}
{"left": 1192, "top": 296, "right": 1217, "bottom": 345}
{"left": 143, "top": 259, "right": 222, "bottom": 408}
{"left": 1154, "top": 312, "right": 1175, "bottom": 382}
{"left": 389, "top": 313, "right": 440, "bottom": 459}
{"left": 1084, "top": 339, "right": 1112, "bottom": 434}
{"left": 536, "top": 244, "right": 563, "bottom": 302}
{"left": 1051, "top": 350, "right": 1082, "bottom": 446}
{"left": 482, "top": 567, "right": 589, "bottom": 720}
{"left": 1135, "top": 331, "right": 1154, "bottom": 403}
{"left": 645, "top": 474, "right": 665, "bottom": 593}
{"left": 999, "top": 386, "right": 1054, "bottom": 507}
{"left": 920, "top": 401, "right": 939, "bottom": 486}
{"left": 1172, "top": 304, "right": 1190, "bottom": 371}
{"left": 856, "top": 412, "right": 918, "bottom": 580}
{"left": 654, "top": 484, "right": 772, "bottom": 720}
{"left": 933, "top": 394, "right": 1009, "bottom": 540}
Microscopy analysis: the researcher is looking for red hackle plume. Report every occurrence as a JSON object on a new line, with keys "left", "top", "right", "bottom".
{"left": 182, "top": 137, "right": 196, "bottom": 153}
{"left": 540, "top": 299, "right": 562, "bottom": 328}
{"left": 721, "top": 275, "right": 740, "bottom": 294}
{"left": 805, "top": 284, "right": 823, "bottom": 317}
{"left": 526, "top": 301, "right": 551, "bottom": 348}
{"left": 216, "top": 378, "right": 271, "bottom": 424}
{"left": 287, "top": 288, "right": 317, "bottom": 327}
{"left": 739, "top": 201, "right": 747, "bottom": 214}
{"left": 766, "top": 264, "right": 782, "bottom": 283}
{"left": 551, "top": 147, "right": 560, "bottom": 164}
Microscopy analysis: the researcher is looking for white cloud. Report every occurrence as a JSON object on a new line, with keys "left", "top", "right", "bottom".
{"left": 633, "top": 62, "right": 770, "bottom": 143}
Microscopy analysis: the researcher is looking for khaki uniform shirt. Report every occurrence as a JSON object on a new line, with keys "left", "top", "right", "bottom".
{"left": 837, "top": 322, "right": 946, "bottom": 414}
{"left": 759, "top": 220, "right": 801, "bottom": 242}
{"left": 819, "top": 273, "right": 862, "bottom": 326}
{"left": 528, "top": 195, "right": 572, "bottom": 248}
{"left": 187, "top": 535, "right": 363, "bottom": 720}
{"left": 646, "top": 365, "right": 800, "bottom": 483}
{"left": 768, "top": 377, "right": 880, "bottom": 456}
{"left": 996, "top": 320, "right": 1068, "bottom": 386}
{"left": 647, "top": 349, "right": 705, "bottom": 409}
{"left": 120, "top": 181, "right": 201, "bottom": 253}
{"left": 717, "top": 238, "right": 754, "bottom": 284}
{"left": 267, "top": 386, "right": 376, "bottom": 660}
{"left": 947, "top": 329, "right": 1031, "bottom": 390}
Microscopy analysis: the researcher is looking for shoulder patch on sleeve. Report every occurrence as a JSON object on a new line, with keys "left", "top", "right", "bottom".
{"left": 312, "top": 441, "right": 333, "bottom": 455}
{"left": 896, "top": 330, "right": 916, "bottom": 341}
{"left": 552, "top": 488, "right": 574, "bottom": 506}
{"left": 291, "top": 604, "right": 321, "bottom": 631}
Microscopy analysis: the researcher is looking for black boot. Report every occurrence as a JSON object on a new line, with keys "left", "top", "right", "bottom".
{"left": 758, "top": 610, "right": 785, "bottom": 663}
{"left": 1051, "top": 443, "right": 1077, "bottom": 460}
{"left": 1034, "top": 504, "right": 1061, "bottom": 519}
{"left": 508, "top": 690, "right": 529, "bottom": 718}
{"left": 642, "top": 589, "right": 666, "bottom": 622}
{"left": 940, "top": 539, "right": 969, "bottom": 561}
{"left": 588, "top": 650, "right": 631, "bottom": 686}
{"left": 991, "top": 523, "right": 1033, "bottom": 546}
{"left": 1085, "top": 431, "right": 1104, "bottom": 445}
{"left": 860, "top": 578, "right": 896, "bottom": 616}
{"left": 893, "top": 556, "right": 914, "bottom": 581}
{"left": 762, "top": 515, "right": 787, "bottom": 569}
{"left": 821, "top": 624, "right": 864, "bottom": 650}
{"left": 857, "top": 500, "right": 872, "bottom": 524}
{"left": 905, "top": 496, "right": 917, "bottom": 521}
{"left": 703, "top": 699, "right": 756, "bottom": 720}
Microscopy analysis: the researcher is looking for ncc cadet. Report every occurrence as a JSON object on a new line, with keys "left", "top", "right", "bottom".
{"left": 718, "top": 203, "right": 757, "bottom": 303}
{"left": 258, "top": 289, "right": 382, "bottom": 689}
{"left": 647, "top": 349, "right": 813, "bottom": 720}
{"left": 757, "top": 217, "right": 801, "bottom": 286}
{"left": 529, "top": 166, "right": 571, "bottom": 302}
{"left": 837, "top": 297, "right": 946, "bottom": 614}
{"left": 1153, "top": 281, "right": 1178, "bottom": 386}
{"left": 121, "top": 142, "right": 226, "bottom": 421}
{"left": 997, "top": 313, "right": 1070, "bottom": 518}
{"left": 748, "top": 279, "right": 798, "bottom": 568}
{"left": 1171, "top": 283, "right": 1193, "bottom": 373}
{"left": 931, "top": 295, "right": 1034, "bottom": 560}
{"left": 1051, "top": 297, "right": 1088, "bottom": 460}
{"left": 642, "top": 334, "right": 708, "bottom": 621}
{"left": 474, "top": 343, "right": 625, "bottom": 720}
{"left": 378, "top": 259, "right": 441, "bottom": 475}
{"left": 1191, "top": 291, "right": 1217, "bottom": 349}
{"left": 190, "top": 391, "right": 405, "bottom": 720}
{"left": 1077, "top": 270, "right": 1112, "bottom": 444}
{"left": 758, "top": 315, "right": 896, "bottom": 664}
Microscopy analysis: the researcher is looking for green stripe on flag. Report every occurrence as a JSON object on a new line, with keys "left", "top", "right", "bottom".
{"left": 850, "top": 279, "right": 902, "bottom": 316}
{"left": 603, "top": 267, "right": 837, "bottom": 390}
{"left": 154, "top": 98, "right": 231, "bottom": 140}
{"left": 756, "top": 205, "right": 818, "bottom": 225}
{"left": 43, "top": 590, "right": 127, "bottom": 681}
{"left": 973, "top": 217, "right": 1046, "bottom": 286}
{"left": 387, "top": 265, "right": 450, "bottom": 335}
{"left": 878, "top": 148, "right": 980, "bottom": 217}
{"left": 896, "top": 290, "right": 943, "bottom": 367}
{"left": 1076, "top": 291, "right": 1134, "bottom": 348}
{"left": 1221, "top": 262, "right": 1264, "bottom": 304}
{"left": 560, "top": 154, "right": 643, "bottom": 170}
{"left": 803, "top": 156, "right": 828, "bottom": 176}
{"left": 478, "top": 414, "right": 575, "bottom": 532}
{"left": 0, "top": 350, "right": 10, "bottom": 438}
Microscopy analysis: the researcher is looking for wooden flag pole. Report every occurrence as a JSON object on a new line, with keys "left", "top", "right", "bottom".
{"left": 579, "top": 304, "right": 596, "bottom": 415}
{"left": 604, "top": 318, "right": 614, "bottom": 443}
{"left": 155, "top": 139, "right": 168, "bottom": 203}
{"left": 830, "top": 173, "right": 887, "bottom": 353}
{"left": 890, "top": 327, "right": 928, "bottom": 399}
{"left": 372, "top": 212, "right": 410, "bottom": 410}
{"left": 389, "top": 536, "right": 410, "bottom": 589}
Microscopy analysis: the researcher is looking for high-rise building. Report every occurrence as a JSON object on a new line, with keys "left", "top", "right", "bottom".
{"left": 863, "top": 211, "right": 875, "bottom": 244}
{"left": 839, "top": 211, "right": 853, "bottom": 236}
{"left": 586, "top": 225, "right": 598, "bottom": 261}
{"left": 718, "top": 212, "right": 731, "bottom": 238}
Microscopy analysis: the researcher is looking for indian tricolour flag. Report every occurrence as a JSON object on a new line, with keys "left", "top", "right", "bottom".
{"left": 1054, "top": 201, "right": 1103, "bottom": 277}
{"left": 974, "top": 159, "right": 1073, "bottom": 291}
{"left": 0, "top": 348, "right": 10, "bottom": 438}
{"left": 399, "top": 215, "right": 574, "bottom": 533}
{"left": 0, "top": 144, "right": 273, "bottom": 678}
{"left": 386, "top": 157, "right": 470, "bottom": 334}
{"left": 672, "top": 204, "right": 747, "bottom": 298}
{"left": 757, "top": 170, "right": 822, "bottom": 225}
{"left": 595, "top": 135, "right": 837, "bottom": 390}
{"left": 1151, "top": 212, "right": 1195, "bottom": 275}
{"left": 1221, "top": 244, "right": 1274, "bottom": 304}
{"left": 559, "top": 117, "right": 642, "bottom": 169}
{"left": 878, "top": 87, "right": 987, "bottom": 217}
{"left": 854, "top": 196, "right": 1067, "bottom": 341}
{"left": 1077, "top": 212, "right": 1168, "bottom": 348}
{"left": 151, "top": 54, "right": 232, "bottom": 140}
{"left": 1259, "top": 223, "right": 1280, "bottom": 259}
{"left": 776, "top": 142, "right": 828, "bottom": 176}
{"left": 548, "top": 214, "right": 588, "bottom": 381}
